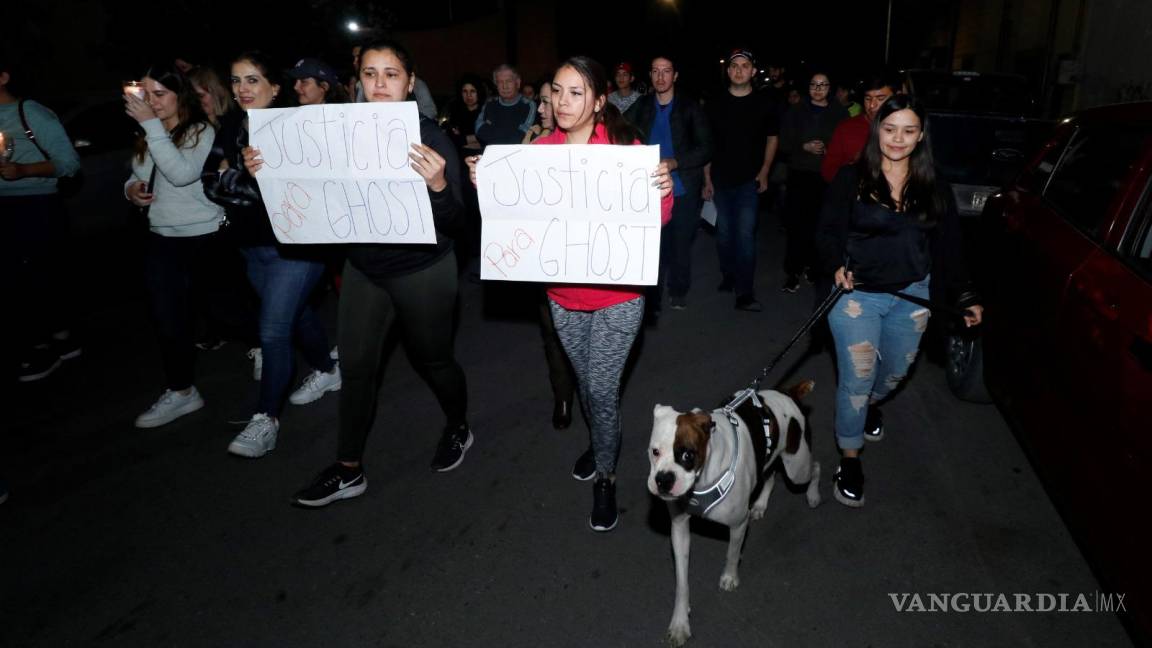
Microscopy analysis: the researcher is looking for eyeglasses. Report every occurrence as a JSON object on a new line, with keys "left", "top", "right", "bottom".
{"left": 809, "top": 82, "right": 830, "bottom": 88}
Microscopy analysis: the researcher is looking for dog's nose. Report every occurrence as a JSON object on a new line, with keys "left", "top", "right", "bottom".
{"left": 655, "top": 471, "right": 676, "bottom": 494}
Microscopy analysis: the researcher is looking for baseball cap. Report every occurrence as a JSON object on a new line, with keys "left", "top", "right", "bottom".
{"left": 287, "top": 58, "right": 339, "bottom": 84}
{"left": 615, "top": 62, "right": 633, "bottom": 74}
{"left": 728, "top": 49, "right": 756, "bottom": 66}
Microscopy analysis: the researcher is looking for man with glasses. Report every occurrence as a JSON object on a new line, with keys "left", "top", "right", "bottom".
{"left": 821, "top": 74, "right": 899, "bottom": 182}
{"left": 703, "top": 49, "right": 779, "bottom": 311}
{"left": 625, "top": 55, "right": 712, "bottom": 311}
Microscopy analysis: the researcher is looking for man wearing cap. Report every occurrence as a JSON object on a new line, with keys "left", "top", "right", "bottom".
{"left": 475, "top": 64, "right": 536, "bottom": 147}
{"left": 625, "top": 54, "right": 711, "bottom": 311}
{"left": 608, "top": 62, "right": 641, "bottom": 114}
{"left": 287, "top": 58, "right": 347, "bottom": 105}
{"left": 703, "top": 48, "right": 779, "bottom": 312}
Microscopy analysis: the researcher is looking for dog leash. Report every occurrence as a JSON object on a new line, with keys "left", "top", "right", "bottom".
{"left": 720, "top": 285, "right": 846, "bottom": 423}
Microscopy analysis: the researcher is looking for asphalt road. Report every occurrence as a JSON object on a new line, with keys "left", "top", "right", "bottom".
{"left": 2, "top": 208, "right": 1135, "bottom": 647}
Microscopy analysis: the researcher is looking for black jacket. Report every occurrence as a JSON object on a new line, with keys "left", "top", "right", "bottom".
{"left": 816, "top": 165, "right": 976, "bottom": 308}
{"left": 202, "top": 110, "right": 279, "bottom": 247}
{"left": 625, "top": 93, "right": 712, "bottom": 189}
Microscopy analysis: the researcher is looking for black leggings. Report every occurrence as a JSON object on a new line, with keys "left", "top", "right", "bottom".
{"left": 336, "top": 255, "right": 468, "bottom": 463}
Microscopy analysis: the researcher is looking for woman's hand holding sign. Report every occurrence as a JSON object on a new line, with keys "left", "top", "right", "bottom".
{"left": 409, "top": 143, "right": 447, "bottom": 193}
{"left": 652, "top": 161, "right": 672, "bottom": 200}
{"left": 242, "top": 146, "right": 263, "bottom": 175}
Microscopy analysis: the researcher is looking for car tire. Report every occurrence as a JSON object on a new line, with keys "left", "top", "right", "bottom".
{"left": 946, "top": 332, "right": 992, "bottom": 403}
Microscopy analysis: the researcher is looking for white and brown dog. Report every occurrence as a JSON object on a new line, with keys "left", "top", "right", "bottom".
{"left": 647, "top": 381, "right": 822, "bottom": 647}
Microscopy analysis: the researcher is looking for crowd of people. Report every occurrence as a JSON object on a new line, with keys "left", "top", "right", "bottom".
{"left": 2, "top": 43, "right": 982, "bottom": 522}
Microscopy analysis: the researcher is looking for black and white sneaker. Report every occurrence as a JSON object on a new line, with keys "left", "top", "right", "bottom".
{"left": 782, "top": 275, "right": 801, "bottom": 293}
{"left": 291, "top": 463, "right": 367, "bottom": 508}
{"left": 431, "top": 424, "right": 473, "bottom": 472}
{"left": 590, "top": 477, "right": 618, "bottom": 532}
{"left": 833, "top": 457, "right": 865, "bottom": 508}
{"left": 864, "top": 405, "right": 884, "bottom": 442}
{"left": 572, "top": 446, "right": 595, "bottom": 481}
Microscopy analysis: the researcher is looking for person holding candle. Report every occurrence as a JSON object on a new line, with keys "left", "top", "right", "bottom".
{"left": 244, "top": 40, "right": 473, "bottom": 507}
{"left": 123, "top": 62, "right": 222, "bottom": 424}
{"left": 201, "top": 51, "right": 340, "bottom": 458}
{"left": 0, "top": 57, "right": 82, "bottom": 382}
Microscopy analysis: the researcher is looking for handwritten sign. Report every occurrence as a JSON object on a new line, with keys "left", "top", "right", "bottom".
{"left": 476, "top": 144, "right": 661, "bottom": 285}
{"left": 247, "top": 102, "right": 435, "bottom": 244}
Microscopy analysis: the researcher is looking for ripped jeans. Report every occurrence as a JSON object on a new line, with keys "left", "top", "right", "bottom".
{"left": 827, "top": 276, "right": 931, "bottom": 450}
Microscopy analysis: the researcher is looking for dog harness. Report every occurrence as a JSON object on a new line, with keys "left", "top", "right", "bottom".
{"left": 685, "top": 388, "right": 775, "bottom": 516}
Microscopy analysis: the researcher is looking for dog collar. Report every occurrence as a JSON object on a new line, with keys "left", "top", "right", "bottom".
{"left": 685, "top": 390, "right": 774, "bottom": 516}
{"left": 685, "top": 410, "right": 742, "bottom": 516}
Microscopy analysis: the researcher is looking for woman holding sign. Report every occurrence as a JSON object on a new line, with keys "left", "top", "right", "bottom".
{"left": 469, "top": 57, "right": 673, "bottom": 532}
{"left": 202, "top": 51, "right": 340, "bottom": 459}
{"left": 245, "top": 40, "right": 472, "bottom": 508}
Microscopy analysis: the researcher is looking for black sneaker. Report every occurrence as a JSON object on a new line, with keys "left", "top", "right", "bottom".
{"left": 431, "top": 424, "right": 473, "bottom": 472}
{"left": 782, "top": 275, "right": 800, "bottom": 293}
{"left": 589, "top": 477, "right": 618, "bottom": 532}
{"left": 17, "top": 346, "right": 62, "bottom": 383}
{"left": 291, "top": 463, "right": 367, "bottom": 508}
{"left": 833, "top": 457, "right": 865, "bottom": 508}
{"left": 194, "top": 338, "right": 226, "bottom": 351}
{"left": 864, "top": 405, "right": 884, "bottom": 442}
{"left": 572, "top": 446, "right": 595, "bottom": 481}
{"left": 735, "top": 295, "right": 763, "bottom": 312}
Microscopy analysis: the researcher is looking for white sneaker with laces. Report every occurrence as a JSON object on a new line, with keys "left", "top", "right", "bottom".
{"left": 247, "top": 347, "right": 262, "bottom": 381}
{"left": 289, "top": 366, "right": 343, "bottom": 405}
{"left": 228, "top": 413, "right": 279, "bottom": 458}
{"left": 135, "top": 388, "right": 205, "bottom": 428}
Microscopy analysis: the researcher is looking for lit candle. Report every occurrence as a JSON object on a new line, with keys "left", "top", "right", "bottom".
{"left": 123, "top": 81, "right": 144, "bottom": 99}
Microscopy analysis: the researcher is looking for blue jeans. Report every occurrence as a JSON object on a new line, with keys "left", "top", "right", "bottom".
{"left": 242, "top": 246, "right": 333, "bottom": 417}
{"left": 827, "top": 276, "right": 932, "bottom": 450}
{"left": 714, "top": 181, "right": 760, "bottom": 298}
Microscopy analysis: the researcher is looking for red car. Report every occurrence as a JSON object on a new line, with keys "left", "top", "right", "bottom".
{"left": 949, "top": 102, "right": 1152, "bottom": 641}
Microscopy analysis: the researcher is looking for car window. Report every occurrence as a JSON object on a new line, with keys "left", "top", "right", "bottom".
{"left": 1018, "top": 127, "right": 1073, "bottom": 194}
{"left": 1042, "top": 124, "right": 1149, "bottom": 236}
{"left": 1126, "top": 187, "right": 1152, "bottom": 280}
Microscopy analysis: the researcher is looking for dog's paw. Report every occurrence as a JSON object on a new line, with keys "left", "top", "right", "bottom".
{"left": 667, "top": 622, "right": 692, "bottom": 647}
{"left": 719, "top": 572, "right": 740, "bottom": 591}
{"left": 750, "top": 503, "right": 768, "bottom": 520}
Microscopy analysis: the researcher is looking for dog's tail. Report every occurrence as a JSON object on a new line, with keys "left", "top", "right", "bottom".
{"left": 785, "top": 379, "right": 815, "bottom": 402}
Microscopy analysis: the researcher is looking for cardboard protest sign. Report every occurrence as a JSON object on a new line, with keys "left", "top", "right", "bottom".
{"left": 476, "top": 144, "right": 662, "bottom": 285}
{"left": 247, "top": 102, "right": 435, "bottom": 244}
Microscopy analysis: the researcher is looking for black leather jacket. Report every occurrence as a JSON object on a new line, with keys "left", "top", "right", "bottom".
{"left": 201, "top": 110, "right": 277, "bottom": 246}
{"left": 624, "top": 93, "right": 713, "bottom": 189}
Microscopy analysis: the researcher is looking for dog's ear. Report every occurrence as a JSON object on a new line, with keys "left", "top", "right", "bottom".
{"left": 786, "top": 379, "right": 815, "bottom": 401}
{"left": 691, "top": 412, "right": 715, "bottom": 437}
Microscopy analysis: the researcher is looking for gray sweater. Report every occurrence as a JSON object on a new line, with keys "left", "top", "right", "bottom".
{"left": 124, "top": 118, "right": 222, "bottom": 237}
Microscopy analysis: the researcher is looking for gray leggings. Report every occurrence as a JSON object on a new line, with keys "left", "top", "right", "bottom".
{"left": 549, "top": 296, "right": 644, "bottom": 476}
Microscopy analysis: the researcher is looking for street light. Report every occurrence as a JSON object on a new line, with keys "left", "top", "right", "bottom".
{"left": 346, "top": 20, "right": 360, "bottom": 33}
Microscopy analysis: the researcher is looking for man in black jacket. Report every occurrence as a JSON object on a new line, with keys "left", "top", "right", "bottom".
{"left": 625, "top": 55, "right": 712, "bottom": 311}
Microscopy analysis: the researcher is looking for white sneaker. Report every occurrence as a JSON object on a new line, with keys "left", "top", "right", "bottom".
{"left": 135, "top": 388, "right": 205, "bottom": 428}
{"left": 289, "top": 366, "right": 343, "bottom": 405}
{"left": 227, "top": 413, "right": 279, "bottom": 458}
{"left": 247, "top": 347, "right": 263, "bottom": 381}
{"left": 329, "top": 346, "right": 339, "bottom": 361}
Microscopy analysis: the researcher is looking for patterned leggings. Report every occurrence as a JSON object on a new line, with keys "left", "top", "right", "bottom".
{"left": 548, "top": 297, "right": 645, "bottom": 476}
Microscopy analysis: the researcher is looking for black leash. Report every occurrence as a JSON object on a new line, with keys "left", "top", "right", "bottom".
{"left": 721, "top": 286, "right": 845, "bottom": 418}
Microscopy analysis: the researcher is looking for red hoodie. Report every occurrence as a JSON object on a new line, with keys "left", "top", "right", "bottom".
{"left": 821, "top": 113, "right": 871, "bottom": 183}
{"left": 533, "top": 123, "right": 674, "bottom": 311}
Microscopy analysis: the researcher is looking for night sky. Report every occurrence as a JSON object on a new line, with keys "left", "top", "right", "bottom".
{"left": 10, "top": 0, "right": 940, "bottom": 104}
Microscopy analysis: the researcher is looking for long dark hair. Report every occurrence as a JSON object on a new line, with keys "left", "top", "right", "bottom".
{"left": 555, "top": 56, "right": 638, "bottom": 144}
{"left": 133, "top": 62, "right": 210, "bottom": 163}
{"left": 857, "top": 93, "right": 943, "bottom": 224}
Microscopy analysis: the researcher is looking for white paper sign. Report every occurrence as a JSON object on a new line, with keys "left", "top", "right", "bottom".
{"left": 247, "top": 102, "right": 435, "bottom": 244}
{"left": 477, "top": 144, "right": 661, "bottom": 285}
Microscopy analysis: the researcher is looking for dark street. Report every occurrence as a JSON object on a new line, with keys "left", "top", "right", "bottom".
{"left": 2, "top": 213, "right": 1134, "bottom": 647}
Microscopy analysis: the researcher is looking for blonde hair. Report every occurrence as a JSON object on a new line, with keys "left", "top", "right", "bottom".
{"left": 188, "top": 66, "right": 231, "bottom": 124}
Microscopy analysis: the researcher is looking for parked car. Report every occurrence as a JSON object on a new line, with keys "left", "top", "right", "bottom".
{"left": 949, "top": 101, "right": 1152, "bottom": 642}
{"left": 904, "top": 69, "right": 1053, "bottom": 217}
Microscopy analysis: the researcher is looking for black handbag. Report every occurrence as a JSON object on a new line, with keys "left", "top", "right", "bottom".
{"left": 18, "top": 99, "right": 85, "bottom": 198}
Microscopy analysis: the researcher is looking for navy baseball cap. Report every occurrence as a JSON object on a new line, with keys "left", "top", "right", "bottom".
{"left": 728, "top": 49, "right": 757, "bottom": 66}
{"left": 287, "top": 58, "right": 339, "bottom": 84}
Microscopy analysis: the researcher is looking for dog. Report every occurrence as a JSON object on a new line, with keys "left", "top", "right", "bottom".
{"left": 647, "top": 381, "right": 822, "bottom": 647}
